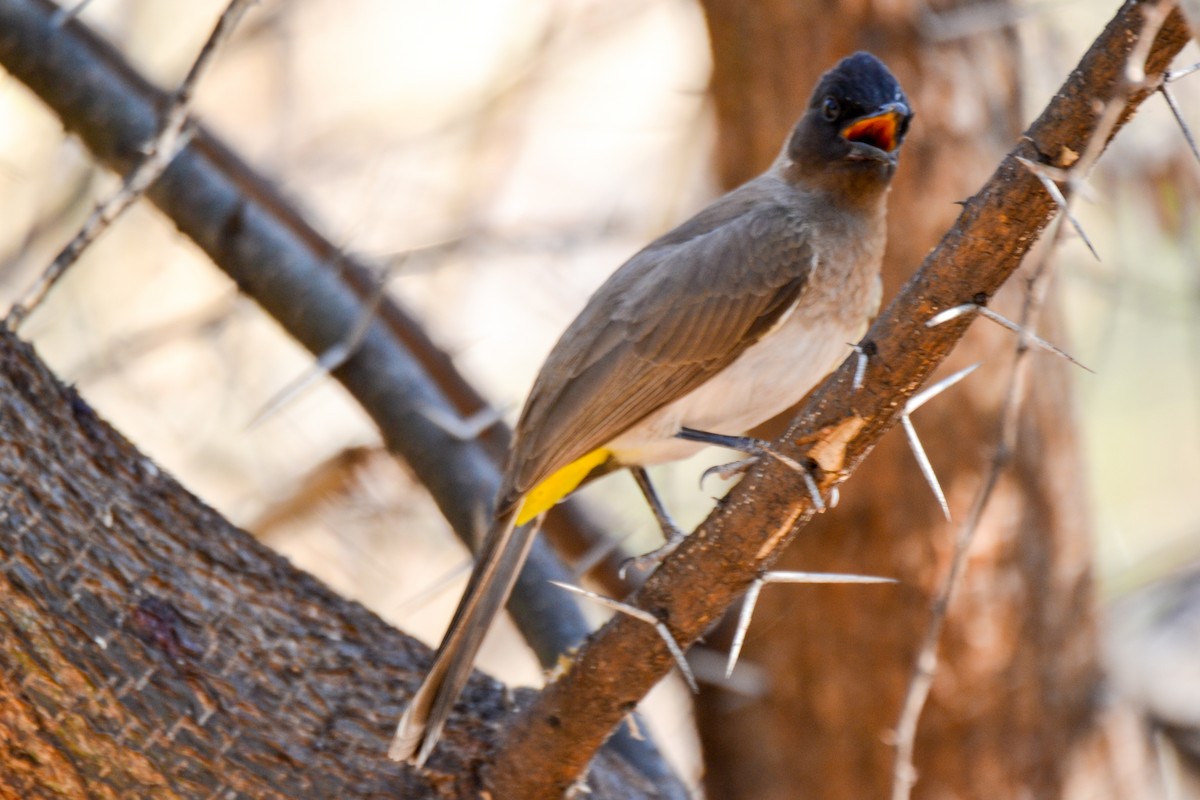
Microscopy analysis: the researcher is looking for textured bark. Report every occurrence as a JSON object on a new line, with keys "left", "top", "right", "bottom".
{"left": 0, "top": 331, "right": 437, "bottom": 797}
{"left": 0, "top": 328, "right": 665, "bottom": 798}
{"left": 694, "top": 2, "right": 1144, "bottom": 798}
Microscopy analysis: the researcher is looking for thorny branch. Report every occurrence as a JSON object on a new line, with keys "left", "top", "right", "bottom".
{"left": 488, "top": 4, "right": 1193, "bottom": 797}
{"left": 889, "top": 3, "right": 1178, "bottom": 798}
{"left": 5, "top": 0, "right": 256, "bottom": 328}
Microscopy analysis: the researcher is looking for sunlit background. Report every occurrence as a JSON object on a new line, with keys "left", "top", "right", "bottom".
{"left": 1, "top": 0, "right": 1198, "bottom": 790}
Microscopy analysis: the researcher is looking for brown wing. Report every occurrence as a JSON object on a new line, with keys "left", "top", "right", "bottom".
{"left": 500, "top": 179, "right": 815, "bottom": 508}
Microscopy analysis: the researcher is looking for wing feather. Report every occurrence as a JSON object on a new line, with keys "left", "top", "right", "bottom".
{"left": 501, "top": 178, "right": 816, "bottom": 504}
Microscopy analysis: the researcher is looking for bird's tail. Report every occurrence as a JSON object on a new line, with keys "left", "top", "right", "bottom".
{"left": 389, "top": 504, "right": 535, "bottom": 766}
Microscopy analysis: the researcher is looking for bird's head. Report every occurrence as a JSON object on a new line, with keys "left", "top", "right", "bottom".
{"left": 783, "top": 52, "right": 912, "bottom": 198}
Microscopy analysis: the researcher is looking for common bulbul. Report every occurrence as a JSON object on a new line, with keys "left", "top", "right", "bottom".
{"left": 391, "top": 51, "right": 912, "bottom": 765}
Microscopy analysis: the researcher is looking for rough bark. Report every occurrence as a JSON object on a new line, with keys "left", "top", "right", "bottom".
{"left": 693, "top": 1, "right": 1149, "bottom": 798}
{"left": 0, "top": 327, "right": 666, "bottom": 798}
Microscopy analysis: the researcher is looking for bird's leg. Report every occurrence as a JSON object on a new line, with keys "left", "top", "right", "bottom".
{"left": 677, "top": 427, "right": 795, "bottom": 476}
{"left": 678, "top": 427, "right": 828, "bottom": 511}
{"left": 619, "top": 467, "right": 688, "bottom": 578}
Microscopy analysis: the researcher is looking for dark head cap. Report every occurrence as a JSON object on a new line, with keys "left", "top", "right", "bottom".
{"left": 783, "top": 52, "right": 913, "bottom": 196}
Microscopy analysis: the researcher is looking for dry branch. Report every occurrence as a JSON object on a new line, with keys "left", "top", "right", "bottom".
{"left": 489, "top": 3, "right": 1193, "bottom": 796}
{"left": 0, "top": 326, "right": 666, "bottom": 798}
{"left": 6, "top": 0, "right": 253, "bottom": 328}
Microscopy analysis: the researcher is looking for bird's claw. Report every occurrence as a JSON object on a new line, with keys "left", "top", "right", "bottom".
{"left": 619, "top": 525, "right": 687, "bottom": 579}
{"left": 699, "top": 439, "right": 829, "bottom": 511}
{"left": 700, "top": 456, "right": 760, "bottom": 490}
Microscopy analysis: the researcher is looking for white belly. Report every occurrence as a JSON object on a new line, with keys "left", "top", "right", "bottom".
{"left": 606, "top": 298, "right": 871, "bottom": 465}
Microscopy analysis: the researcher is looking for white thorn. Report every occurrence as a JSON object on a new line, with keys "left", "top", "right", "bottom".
{"left": 624, "top": 712, "right": 645, "bottom": 741}
{"left": 549, "top": 581, "right": 697, "bottom": 693}
{"left": 418, "top": 404, "right": 504, "bottom": 442}
{"left": 928, "top": 304, "right": 1091, "bottom": 371}
{"left": 760, "top": 445, "right": 807, "bottom": 474}
{"left": 756, "top": 446, "right": 824, "bottom": 510}
{"left": 655, "top": 619, "right": 698, "bottom": 693}
{"left": 1166, "top": 62, "right": 1200, "bottom": 82}
{"left": 850, "top": 343, "right": 869, "bottom": 391}
{"left": 800, "top": 468, "right": 826, "bottom": 513}
{"left": 906, "top": 363, "right": 981, "bottom": 414}
{"left": 901, "top": 414, "right": 950, "bottom": 521}
{"left": 761, "top": 571, "right": 897, "bottom": 585}
{"left": 1161, "top": 85, "right": 1200, "bottom": 168}
{"left": 1014, "top": 155, "right": 1100, "bottom": 261}
{"left": 726, "top": 579, "right": 763, "bottom": 679}
{"left": 976, "top": 306, "right": 1092, "bottom": 371}
{"left": 925, "top": 303, "right": 976, "bottom": 327}
{"left": 245, "top": 357, "right": 338, "bottom": 430}
{"left": 725, "top": 570, "right": 896, "bottom": 679}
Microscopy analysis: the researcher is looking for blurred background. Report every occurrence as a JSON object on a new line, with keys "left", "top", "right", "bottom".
{"left": 0, "top": 0, "right": 1198, "bottom": 795}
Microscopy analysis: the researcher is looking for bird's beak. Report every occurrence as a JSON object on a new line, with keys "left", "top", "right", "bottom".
{"left": 841, "top": 102, "right": 909, "bottom": 157}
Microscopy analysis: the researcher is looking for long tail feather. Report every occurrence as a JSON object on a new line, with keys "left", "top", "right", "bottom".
{"left": 390, "top": 505, "right": 536, "bottom": 765}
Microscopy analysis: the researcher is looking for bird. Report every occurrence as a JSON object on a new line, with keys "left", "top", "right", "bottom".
{"left": 391, "top": 50, "right": 912, "bottom": 766}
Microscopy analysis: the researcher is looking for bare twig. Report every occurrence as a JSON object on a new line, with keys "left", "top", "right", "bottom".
{"left": 0, "top": 163, "right": 96, "bottom": 284}
{"left": 6, "top": 0, "right": 257, "bottom": 329}
{"left": 891, "top": 258, "right": 1054, "bottom": 800}
{"left": 889, "top": 5, "right": 1175, "bottom": 798}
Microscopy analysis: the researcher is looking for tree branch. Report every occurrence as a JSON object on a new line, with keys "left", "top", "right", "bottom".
{"left": 0, "top": 325, "right": 667, "bottom": 798}
{"left": 5, "top": 0, "right": 254, "bottom": 327}
{"left": 489, "top": 3, "right": 1193, "bottom": 796}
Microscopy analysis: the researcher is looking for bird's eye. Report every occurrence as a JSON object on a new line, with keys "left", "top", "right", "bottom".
{"left": 822, "top": 96, "right": 840, "bottom": 121}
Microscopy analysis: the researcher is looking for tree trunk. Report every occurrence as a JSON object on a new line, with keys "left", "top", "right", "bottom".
{"left": 695, "top": 2, "right": 1151, "bottom": 798}
{"left": 0, "top": 329, "right": 652, "bottom": 798}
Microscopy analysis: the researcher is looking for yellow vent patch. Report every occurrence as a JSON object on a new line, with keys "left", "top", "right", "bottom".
{"left": 516, "top": 447, "right": 611, "bottom": 525}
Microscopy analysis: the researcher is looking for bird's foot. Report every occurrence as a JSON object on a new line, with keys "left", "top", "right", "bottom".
{"left": 700, "top": 454, "right": 765, "bottom": 487}
{"left": 619, "top": 523, "right": 688, "bottom": 579}
{"left": 681, "top": 428, "right": 829, "bottom": 512}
